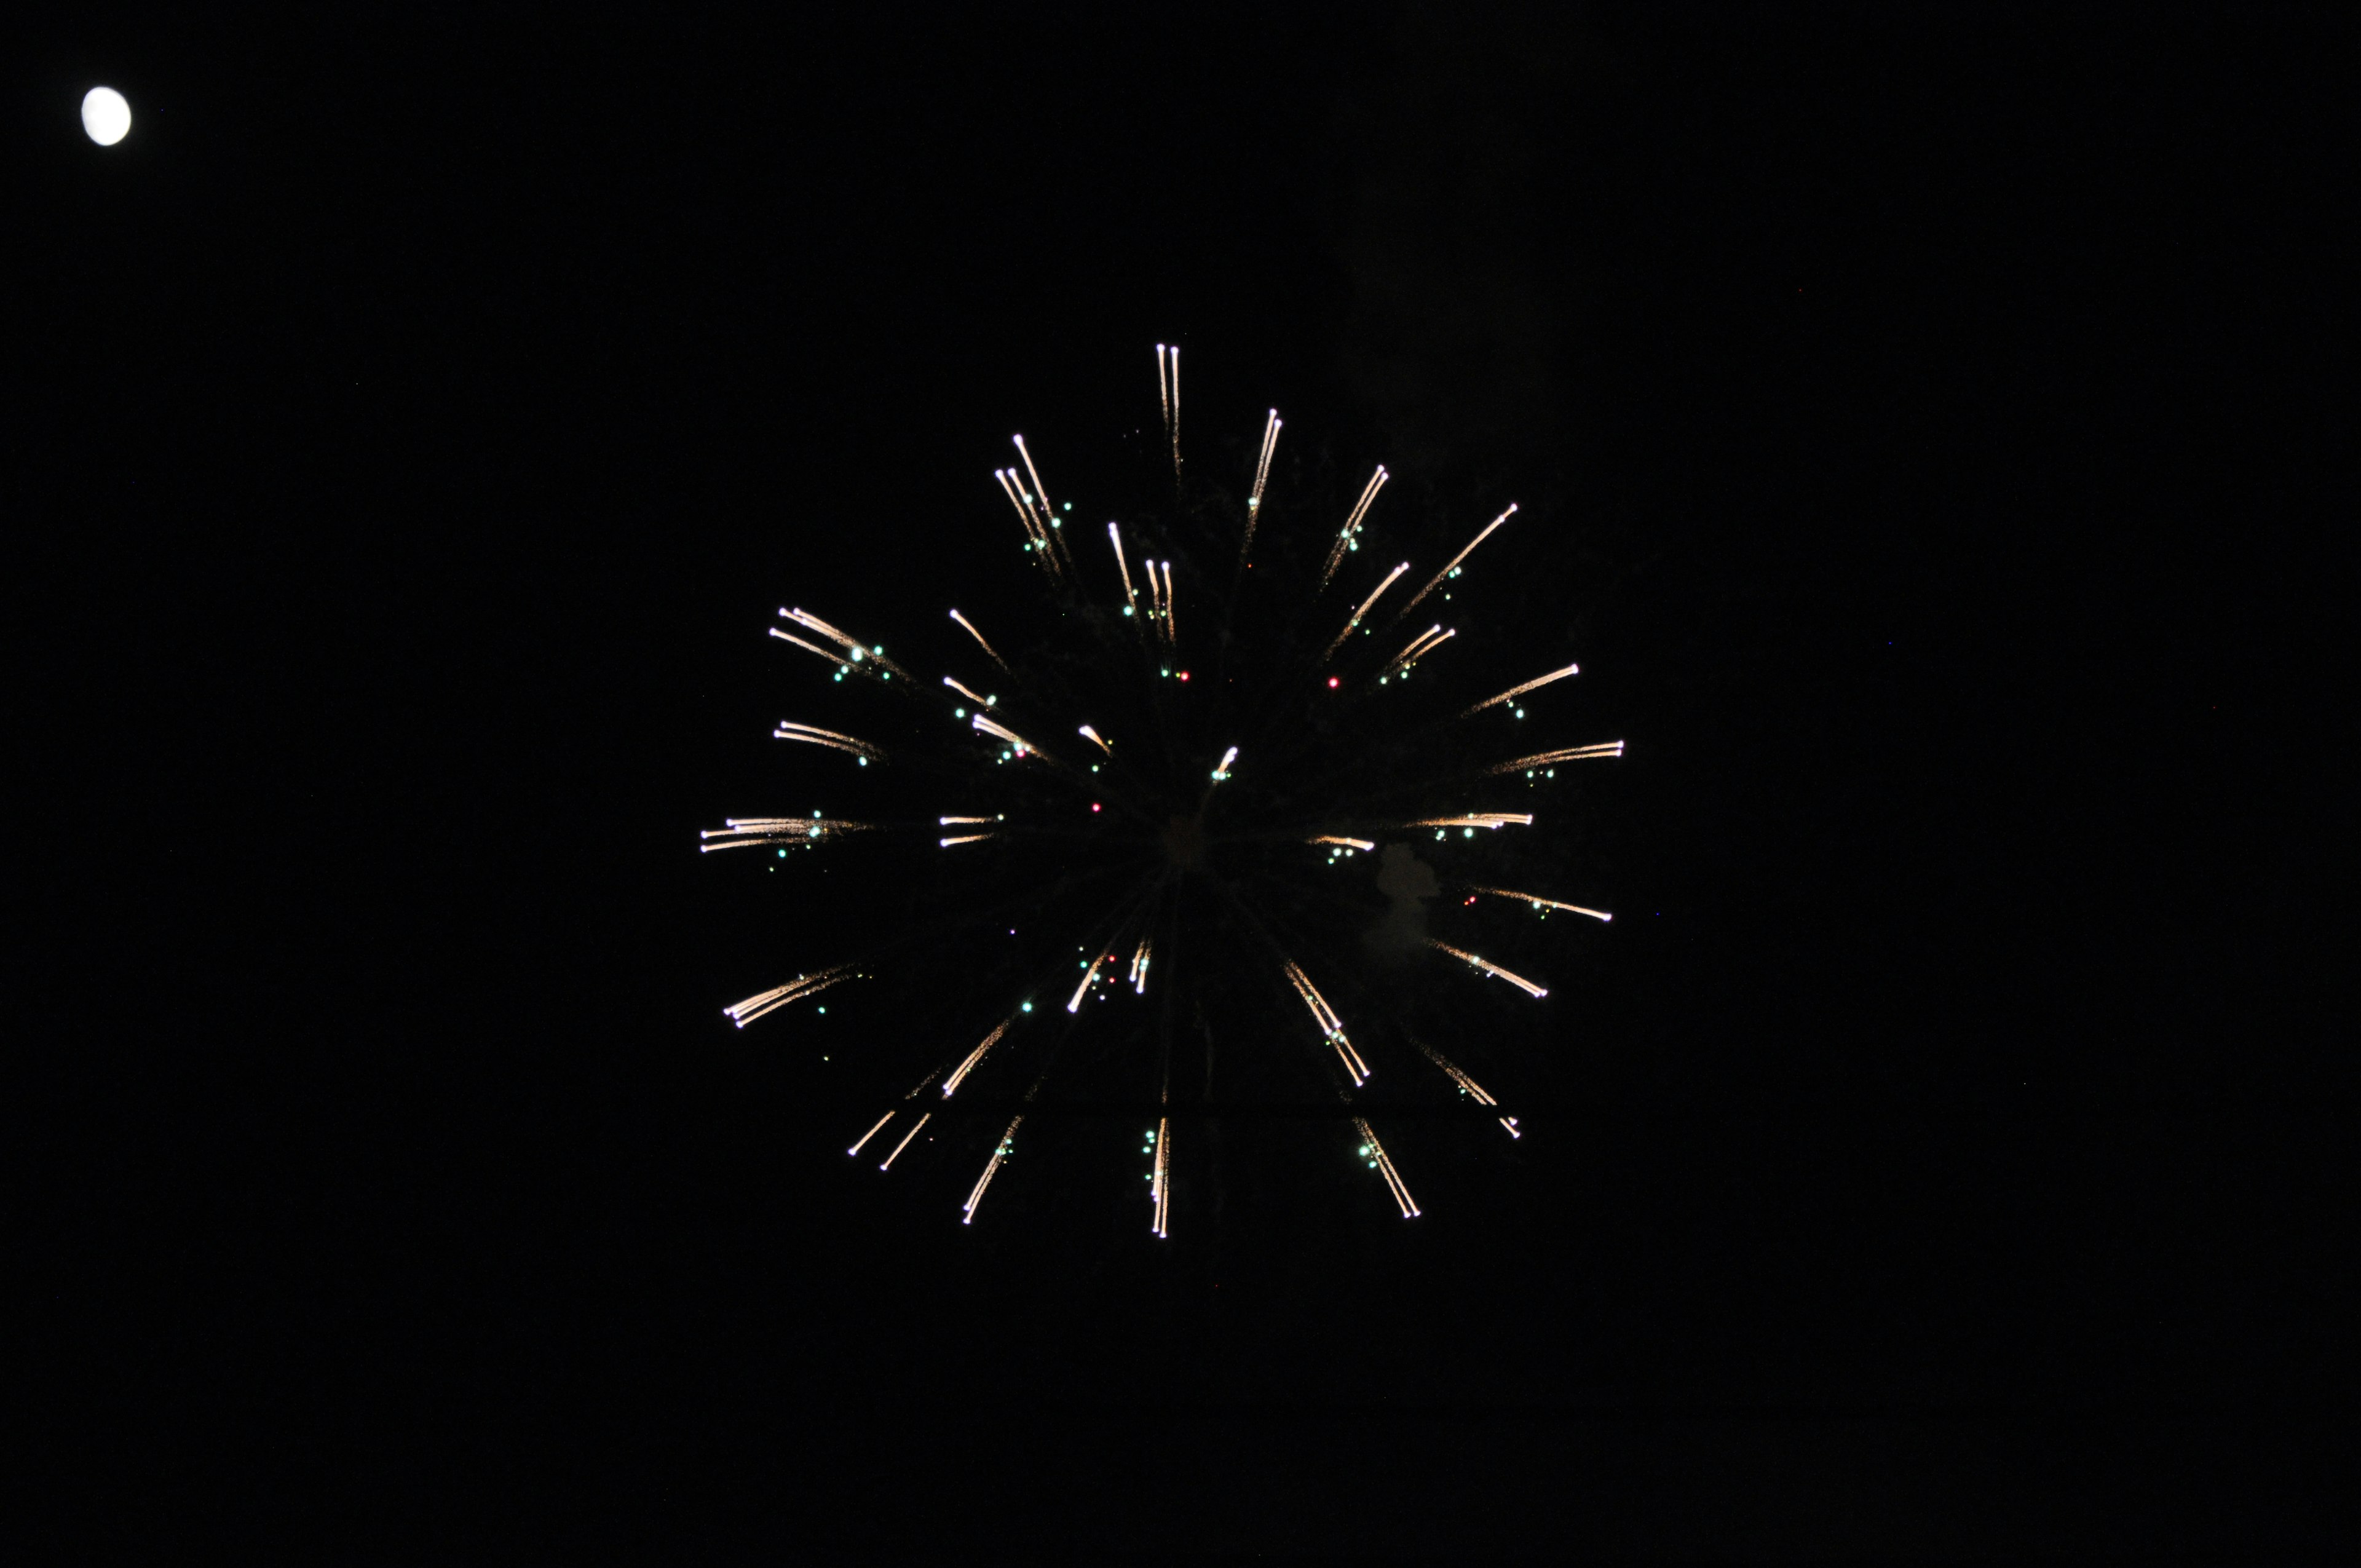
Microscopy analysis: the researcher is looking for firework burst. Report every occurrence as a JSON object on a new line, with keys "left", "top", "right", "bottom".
{"left": 703, "top": 348, "right": 1624, "bottom": 1233}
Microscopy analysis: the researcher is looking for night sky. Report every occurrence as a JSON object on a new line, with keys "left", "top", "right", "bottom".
{"left": 18, "top": 6, "right": 2350, "bottom": 1557}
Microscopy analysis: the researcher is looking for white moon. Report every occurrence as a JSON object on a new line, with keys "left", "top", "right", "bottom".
{"left": 82, "top": 87, "right": 132, "bottom": 146}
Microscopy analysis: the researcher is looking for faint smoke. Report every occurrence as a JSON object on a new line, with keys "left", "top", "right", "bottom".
{"left": 1365, "top": 841, "right": 1441, "bottom": 959}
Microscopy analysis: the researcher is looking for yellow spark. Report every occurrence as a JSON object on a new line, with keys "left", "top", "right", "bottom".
{"left": 1402, "top": 812, "right": 1533, "bottom": 830}
{"left": 1353, "top": 1117, "right": 1420, "bottom": 1218}
{"left": 879, "top": 1111, "right": 931, "bottom": 1171}
{"left": 1066, "top": 950, "right": 1111, "bottom": 1013}
{"left": 1158, "top": 561, "right": 1177, "bottom": 644}
{"left": 721, "top": 964, "right": 854, "bottom": 1026}
{"left": 772, "top": 721, "right": 885, "bottom": 761}
{"left": 939, "top": 815, "right": 997, "bottom": 825}
{"left": 1211, "top": 745, "right": 1238, "bottom": 781}
{"left": 1429, "top": 940, "right": 1549, "bottom": 998}
{"left": 1461, "top": 663, "right": 1580, "bottom": 718}
{"left": 1150, "top": 1114, "right": 1171, "bottom": 1237}
{"left": 1284, "top": 960, "right": 1369, "bottom": 1083}
{"left": 698, "top": 817, "right": 873, "bottom": 852}
{"left": 1243, "top": 408, "right": 1281, "bottom": 559}
{"left": 1321, "top": 560, "right": 1410, "bottom": 663}
{"left": 1465, "top": 887, "right": 1612, "bottom": 922}
{"left": 1319, "top": 465, "right": 1388, "bottom": 590}
{"left": 1308, "top": 836, "right": 1376, "bottom": 851}
{"left": 1394, "top": 503, "right": 1517, "bottom": 626}
{"left": 961, "top": 1114, "right": 1024, "bottom": 1224}
{"left": 1412, "top": 1037, "right": 1520, "bottom": 1138}
{"left": 1013, "top": 435, "right": 1067, "bottom": 572}
{"left": 1484, "top": 741, "right": 1625, "bottom": 774}
{"left": 767, "top": 627, "right": 854, "bottom": 671}
{"left": 1379, "top": 624, "right": 1455, "bottom": 679}
{"left": 1128, "top": 936, "right": 1152, "bottom": 994}
{"left": 1107, "top": 523, "right": 1142, "bottom": 624}
{"left": 779, "top": 609, "right": 909, "bottom": 680}
{"left": 1078, "top": 724, "right": 1113, "bottom": 754}
{"left": 943, "top": 1020, "right": 1013, "bottom": 1096}
{"left": 948, "top": 609, "right": 1008, "bottom": 668}
{"left": 973, "top": 713, "right": 1056, "bottom": 765}
{"left": 939, "top": 834, "right": 994, "bottom": 847}
{"left": 847, "top": 1111, "right": 896, "bottom": 1158}
{"left": 943, "top": 675, "right": 993, "bottom": 709}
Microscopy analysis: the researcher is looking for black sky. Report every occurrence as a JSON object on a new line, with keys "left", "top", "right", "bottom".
{"left": 17, "top": 5, "right": 2352, "bottom": 1557}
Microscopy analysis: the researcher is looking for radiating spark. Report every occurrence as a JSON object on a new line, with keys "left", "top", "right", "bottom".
{"left": 943, "top": 1019, "right": 1013, "bottom": 1096}
{"left": 1465, "top": 887, "right": 1612, "bottom": 921}
{"left": 1353, "top": 1117, "right": 1420, "bottom": 1217}
{"left": 1412, "top": 1037, "right": 1520, "bottom": 1137}
{"left": 1485, "top": 741, "right": 1626, "bottom": 774}
{"left": 1284, "top": 960, "right": 1370, "bottom": 1083}
{"left": 961, "top": 1114, "right": 1024, "bottom": 1224}
{"left": 1243, "top": 408, "right": 1281, "bottom": 560}
{"left": 1156, "top": 344, "right": 1181, "bottom": 477}
{"left": 772, "top": 721, "right": 886, "bottom": 761}
{"left": 847, "top": 1111, "right": 896, "bottom": 1158}
{"left": 722, "top": 964, "right": 855, "bottom": 1026}
{"left": 1462, "top": 663, "right": 1580, "bottom": 718}
{"left": 939, "top": 815, "right": 997, "bottom": 825}
{"left": 1107, "top": 522, "right": 1144, "bottom": 625}
{"left": 1211, "top": 745, "right": 1238, "bottom": 782}
{"left": 1150, "top": 1114, "right": 1171, "bottom": 1237}
{"left": 1379, "top": 624, "right": 1455, "bottom": 680}
{"left": 943, "top": 675, "right": 994, "bottom": 709}
{"left": 1394, "top": 504, "right": 1516, "bottom": 626}
{"left": 1158, "top": 561, "right": 1177, "bottom": 645}
{"left": 1321, "top": 561, "right": 1410, "bottom": 663}
{"left": 1308, "top": 835, "right": 1377, "bottom": 850}
{"left": 781, "top": 609, "right": 912, "bottom": 681}
{"left": 1128, "top": 935, "right": 1152, "bottom": 994}
{"left": 1013, "top": 436, "right": 1067, "bottom": 573}
{"left": 1066, "top": 950, "right": 1111, "bottom": 1013}
{"left": 699, "top": 817, "right": 874, "bottom": 852}
{"left": 1079, "top": 725, "right": 1113, "bottom": 754}
{"left": 939, "top": 834, "right": 995, "bottom": 847}
{"left": 1319, "top": 466, "right": 1389, "bottom": 590}
{"left": 1401, "top": 812, "right": 1533, "bottom": 830}
{"left": 880, "top": 1111, "right": 931, "bottom": 1171}
{"left": 768, "top": 627, "right": 856, "bottom": 671}
{"left": 973, "top": 713, "right": 1056, "bottom": 764}
{"left": 1429, "top": 941, "right": 1549, "bottom": 998}
{"left": 948, "top": 609, "right": 1009, "bottom": 669}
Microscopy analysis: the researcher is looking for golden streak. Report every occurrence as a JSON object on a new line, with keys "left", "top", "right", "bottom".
{"left": 1128, "top": 936, "right": 1152, "bottom": 995}
{"left": 1283, "top": 960, "right": 1369, "bottom": 1083}
{"left": 1413, "top": 1039, "right": 1520, "bottom": 1138}
{"left": 1107, "top": 523, "right": 1142, "bottom": 625}
{"left": 1243, "top": 408, "right": 1281, "bottom": 559}
{"left": 1466, "top": 887, "right": 1612, "bottom": 922}
{"left": 962, "top": 1114, "right": 1024, "bottom": 1224}
{"left": 939, "top": 834, "right": 994, "bottom": 847}
{"left": 768, "top": 627, "right": 854, "bottom": 670}
{"left": 1066, "top": 951, "right": 1110, "bottom": 1013}
{"left": 943, "top": 675, "right": 993, "bottom": 708}
{"left": 1484, "top": 742, "right": 1626, "bottom": 774}
{"left": 1321, "top": 560, "right": 1410, "bottom": 663}
{"left": 1462, "top": 663, "right": 1580, "bottom": 718}
{"left": 722, "top": 964, "right": 854, "bottom": 1026}
{"left": 1380, "top": 624, "right": 1454, "bottom": 679}
{"left": 948, "top": 609, "right": 1008, "bottom": 668}
{"left": 943, "top": 1020, "right": 1012, "bottom": 1096}
{"left": 1212, "top": 745, "right": 1238, "bottom": 781}
{"left": 1429, "top": 941, "right": 1549, "bottom": 999}
{"left": 1151, "top": 1115, "right": 1171, "bottom": 1237}
{"left": 773, "top": 721, "right": 885, "bottom": 761}
{"left": 973, "top": 713, "right": 1056, "bottom": 765}
{"left": 1078, "top": 725, "right": 1113, "bottom": 754}
{"left": 879, "top": 1111, "right": 931, "bottom": 1171}
{"left": 1402, "top": 812, "right": 1533, "bottom": 830}
{"left": 1396, "top": 504, "right": 1516, "bottom": 624}
{"left": 1353, "top": 1117, "right": 1421, "bottom": 1218}
{"left": 847, "top": 1111, "right": 896, "bottom": 1158}
{"left": 1158, "top": 561, "right": 1177, "bottom": 645}
{"left": 698, "top": 817, "right": 874, "bottom": 852}
{"left": 780, "top": 609, "right": 911, "bottom": 681}
{"left": 939, "top": 815, "right": 996, "bottom": 825}
{"left": 1320, "top": 466, "right": 1388, "bottom": 590}
{"left": 1308, "top": 836, "right": 1377, "bottom": 851}
{"left": 1013, "top": 435, "right": 1069, "bottom": 574}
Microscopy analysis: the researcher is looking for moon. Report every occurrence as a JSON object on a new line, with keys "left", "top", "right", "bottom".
{"left": 82, "top": 87, "right": 132, "bottom": 146}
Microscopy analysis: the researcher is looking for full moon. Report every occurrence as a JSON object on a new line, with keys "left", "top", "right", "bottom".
{"left": 82, "top": 87, "right": 132, "bottom": 146}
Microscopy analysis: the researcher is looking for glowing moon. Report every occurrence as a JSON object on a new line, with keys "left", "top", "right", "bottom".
{"left": 82, "top": 87, "right": 132, "bottom": 146}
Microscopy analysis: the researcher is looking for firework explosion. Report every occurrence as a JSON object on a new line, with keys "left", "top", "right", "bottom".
{"left": 703, "top": 348, "right": 1623, "bottom": 1232}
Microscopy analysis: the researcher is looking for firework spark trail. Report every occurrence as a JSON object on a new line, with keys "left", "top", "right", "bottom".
{"left": 1462, "top": 663, "right": 1581, "bottom": 718}
{"left": 1150, "top": 1115, "right": 1171, "bottom": 1237}
{"left": 768, "top": 627, "right": 856, "bottom": 672}
{"left": 938, "top": 833, "right": 995, "bottom": 847}
{"left": 1411, "top": 1037, "right": 1520, "bottom": 1138}
{"left": 1485, "top": 742, "right": 1626, "bottom": 774}
{"left": 1319, "top": 466, "right": 1389, "bottom": 590}
{"left": 1066, "top": 949, "right": 1112, "bottom": 1013}
{"left": 772, "top": 721, "right": 885, "bottom": 761}
{"left": 1379, "top": 624, "right": 1455, "bottom": 680}
{"left": 996, "top": 465, "right": 1062, "bottom": 580}
{"left": 1107, "top": 523, "right": 1145, "bottom": 630}
{"left": 1404, "top": 812, "right": 1533, "bottom": 831}
{"left": 1308, "top": 835, "right": 1376, "bottom": 850}
{"left": 1013, "top": 435, "right": 1075, "bottom": 576}
{"left": 943, "top": 1019, "right": 1014, "bottom": 1096}
{"left": 1156, "top": 344, "right": 1180, "bottom": 478}
{"left": 942, "top": 676, "right": 994, "bottom": 710}
{"left": 1393, "top": 504, "right": 1517, "bottom": 628}
{"left": 781, "top": 609, "right": 911, "bottom": 682}
{"left": 879, "top": 1111, "right": 932, "bottom": 1171}
{"left": 1078, "top": 725, "right": 1113, "bottom": 754}
{"left": 1283, "top": 959, "right": 1370, "bottom": 1083}
{"left": 1430, "top": 940, "right": 1549, "bottom": 998}
{"left": 1353, "top": 1117, "right": 1420, "bottom": 1217}
{"left": 698, "top": 817, "right": 875, "bottom": 851}
{"left": 1129, "top": 935, "right": 1152, "bottom": 994}
{"left": 973, "top": 713, "right": 1058, "bottom": 766}
{"left": 722, "top": 964, "right": 855, "bottom": 1026}
{"left": 847, "top": 1111, "right": 896, "bottom": 1158}
{"left": 1321, "top": 561, "right": 1410, "bottom": 663}
{"left": 1466, "top": 887, "right": 1613, "bottom": 922}
{"left": 948, "top": 609, "right": 1009, "bottom": 670}
{"left": 961, "top": 1114, "right": 1024, "bottom": 1224}
{"left": 1242, "top": 408, "right": 1281, "bottom": 561}
{"left": 1211, "top": 746, "right": 1238, "bottom": 782}
{"left": 1158, "top": 561, "right": 1178, "bottom": 646}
